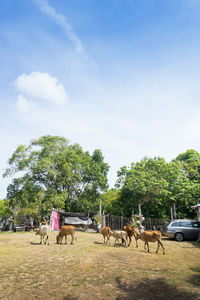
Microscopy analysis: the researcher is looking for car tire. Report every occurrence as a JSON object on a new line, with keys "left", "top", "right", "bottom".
{"left": 175, "top": 232, "right": 184, "bottom": 242}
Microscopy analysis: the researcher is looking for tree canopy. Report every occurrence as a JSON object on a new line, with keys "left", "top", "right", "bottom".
{"left": 3, "top": 135, "right": 109, "bottom": 215}
{"left": 115, "top": 156, "right": 200, "bottom": 219}
{"left": 2, "top": 137, "right": 200, "bottom": 220}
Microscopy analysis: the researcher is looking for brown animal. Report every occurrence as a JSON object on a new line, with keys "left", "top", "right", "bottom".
{"left": 101, "top": 226, "right": 111, "bottom": 244}
{"left": 56, "top": 225, "right": 76, "bottom": 245}
{"left": 123, "top": 225, "right": 138, "bottom": 247}
{"left": 136, "top": 230, "right": 165, "bottom": 255}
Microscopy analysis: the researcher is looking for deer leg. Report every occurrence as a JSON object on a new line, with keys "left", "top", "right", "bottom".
{"left": 128, "top": 235, "right": 131, "bottom": 247}
{"left": 156, "top": 241, "right": 160, "bottom": 253}
{"left": 160, "top": 240, "right": 165, "bottom": 255}
{"left": 71, "top": 234, "right": 74, "bottom": 245}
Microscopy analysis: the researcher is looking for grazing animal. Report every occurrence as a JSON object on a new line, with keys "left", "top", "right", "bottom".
{"left": 123, "top": 225, "right": 138, "bottom": 247}
{"left": 35, "top": 224, "right": 51, "bottom": 245}
{"left": 56, "top": 225, "right": 76, "bottom": 245}
{"left": 100, "top": 226, "right": 111, "bottom": 244}
{"left": 136, "top": 230, "right": 165, "bottom": 255}
{"left": 110, "top": 230, "right": 128, "bottom": 247}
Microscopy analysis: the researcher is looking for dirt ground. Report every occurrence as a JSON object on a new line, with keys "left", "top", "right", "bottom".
{"left": 0, "top": 230, "right": 200, "bottom": 300}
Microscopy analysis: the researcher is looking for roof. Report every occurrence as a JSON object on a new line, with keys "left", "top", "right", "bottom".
{"left": 58, "top": 212, "right": 96, "bottom": 218}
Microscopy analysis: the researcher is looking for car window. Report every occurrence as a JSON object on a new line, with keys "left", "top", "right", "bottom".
{"left": 180, "top": 221, "right": 193, "bottom": 227}
{"left": 192, "top": 222, "right": 200, "bottom": 228}
{"left": 171, "top": 222, "right": 181, "bottom": 227}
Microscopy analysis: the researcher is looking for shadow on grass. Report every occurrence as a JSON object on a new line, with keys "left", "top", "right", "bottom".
{"left": 187, "top": 267, "right": 200, "bottom": 287}
{"left": 186, "top": 241, "right": 200, "bottom": 248}
{"left": 62, "top": 295, "right": 78, "bottom": 300}
{"left": 30, "top": 242, "right": 41, "bottom": 245}
{"left": 115, "top": 277, "right": 199, "bottom": 300}
{"left": 94, "top": 241, "right": 104, "bottom": 245}
{"left": 30, "top": 242, "right": 50, "bottom": 245}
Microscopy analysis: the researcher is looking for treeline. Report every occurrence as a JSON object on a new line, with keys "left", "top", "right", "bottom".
{"left": 1, "top": 135, "right": 200, "bottom": 220}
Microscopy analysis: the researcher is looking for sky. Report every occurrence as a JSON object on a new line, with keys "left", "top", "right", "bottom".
{"left": 1, "top": 0, "right": 200, "bottom": 199}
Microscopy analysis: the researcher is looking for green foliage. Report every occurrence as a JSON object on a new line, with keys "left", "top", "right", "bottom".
{"left": 175, "top": 149, "right": 200, "bottom": 181}
{"left": 3, "top": 139, "right": 200, "bottom": 220}
{"left": 0, "top": 200, "right": 12, "bottom": 219}
{"left": 101, "top": 188, "right": 121, "bottom": 215}
{"left": 93, "top": 214, "right": 101, "bottom": 224}
{"left": 116, "top": 156, "right": 200, "bottom": 219}
{"left": 15, "top": 207, "right": 39, "bottom": 224}
{"left": 4, "top": 135, "right": 109, "bottom": 214}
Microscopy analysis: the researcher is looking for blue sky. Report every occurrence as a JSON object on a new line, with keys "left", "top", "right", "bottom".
{"left": 1, "top": 0, "right": 200, "bottom": 199}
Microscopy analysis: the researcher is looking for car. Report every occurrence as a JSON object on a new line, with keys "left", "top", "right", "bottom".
{"left": 163, "top": 219, "right": 200, "bottom": 242}
{"left": 13, "top": 224, "right": 25, "bottom": 232}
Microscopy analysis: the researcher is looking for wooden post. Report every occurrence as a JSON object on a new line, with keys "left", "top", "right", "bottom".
{"left": 121, "top": 216, "right": 124, "bottom": 229}
{"left": 198, "top": 206, "right": 200, "bottom": 221}
{"left": 99, "top": 198, "right": 102, "bottom": 216}
{"left": 139, "top": 203, "right": 142, "bottom": 215}
{"left": 102, "top": 214, "right": 105, "bottom": 228}
{"left": 170, "top": 207, "right": 173, "bottom": 220}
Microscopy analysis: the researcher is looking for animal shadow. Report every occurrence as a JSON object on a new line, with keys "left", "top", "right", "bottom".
{"left": 62, "top": 295, "right": 78, "bottom": 300}
{"left": 115, "top": 277, "right": 199, "bottom": 300}
{"left": 30, "top": 242, "right": 41, "bottom": 245}
{"left": 94, "top": 241, "right": 104, "bottom": 245}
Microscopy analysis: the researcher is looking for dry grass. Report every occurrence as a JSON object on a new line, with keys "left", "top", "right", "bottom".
{"left": 0, "top": 230, "right": 200, "bottom": 300}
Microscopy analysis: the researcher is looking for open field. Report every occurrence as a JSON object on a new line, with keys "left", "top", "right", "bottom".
{"left": 0, "top": 231, "right": 200, "bottom": 300}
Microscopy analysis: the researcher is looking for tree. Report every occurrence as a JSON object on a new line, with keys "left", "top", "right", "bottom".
{"left": 101, "top": 188, "right": 121, "bottom": 215}
{"left": 175, "top": 149, "right": 200, "bottom": 181}
{"left": 116, "top": 157, "right": 170, "bottom": 217}
{"left": 116, "top": 157, "right": 199, "bottom": 219}
{"left": 3, "top": 135, "right": 109, "bottom": 214}
{"left": 0, "top": 199, "right": 12, "bottom": 219}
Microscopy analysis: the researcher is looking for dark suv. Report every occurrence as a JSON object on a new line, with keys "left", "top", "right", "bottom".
{"left": 164, "top": 219, "right": 200, "bottom": 241}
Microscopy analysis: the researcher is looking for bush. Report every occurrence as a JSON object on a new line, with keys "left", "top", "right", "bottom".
{"left": 16, "top": 207, "right": 39, "bottom": 225}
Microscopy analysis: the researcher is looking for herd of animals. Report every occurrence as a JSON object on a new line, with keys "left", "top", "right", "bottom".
{"left": 35, "top": 224, "right": 165, "bottom": 255}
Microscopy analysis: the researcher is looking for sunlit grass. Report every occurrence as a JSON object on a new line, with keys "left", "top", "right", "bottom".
{"left": 0, "top": 231, "right": 199, "bottom": 299}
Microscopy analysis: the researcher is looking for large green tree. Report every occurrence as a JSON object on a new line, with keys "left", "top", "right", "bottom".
{"left": 3, "top": 135, "right": 109, "bottom": 214}
{"left": 116, "top": 157, "right": 199, "bottom": 219}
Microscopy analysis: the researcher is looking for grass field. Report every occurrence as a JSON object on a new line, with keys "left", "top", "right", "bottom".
{"left": 0, "top": 230, "right": 200, "bottom": 300}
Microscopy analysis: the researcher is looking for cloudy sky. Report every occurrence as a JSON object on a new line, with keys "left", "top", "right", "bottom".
{"left": 1, "top": 0, "right": 200, "bottom": 199}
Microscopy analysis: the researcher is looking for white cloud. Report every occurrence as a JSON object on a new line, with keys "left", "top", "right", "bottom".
{"left": 16, "top": 94, "right": 36, "bottom": 112}
{"left": 14, "top": 72, "right": 69, "bottom": 106}
{"left": 33, "top": 0, "right": 84, "bottom": 55}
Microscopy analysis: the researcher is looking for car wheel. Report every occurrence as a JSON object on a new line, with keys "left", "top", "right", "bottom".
{"left": 175, "top": 232, "right": 184, "bottom": 242}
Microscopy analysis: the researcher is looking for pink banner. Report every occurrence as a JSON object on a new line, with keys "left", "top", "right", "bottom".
{"left": 51, "top": 211, "right": 60, "bottom": 231}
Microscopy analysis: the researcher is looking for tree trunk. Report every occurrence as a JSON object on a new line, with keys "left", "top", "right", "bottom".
{"left": 65, "top": 199, "right": 68, "bottom": 212}
{"left": 170, "top": 206, "right": 173, "bottom": 221}
{"left": 173, "top": 203, "right": 177, "bottom": 219}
